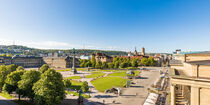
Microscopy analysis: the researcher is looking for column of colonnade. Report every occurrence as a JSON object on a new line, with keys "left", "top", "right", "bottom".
{"left": 171, "top": 84, "right": 176, "bottom": 105}
{"left": 191, "top": 86, "right": 200, "bottom": 105}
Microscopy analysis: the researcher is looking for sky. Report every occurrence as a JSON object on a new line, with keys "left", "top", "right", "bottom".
{"left": 0, "top": 0, "right": 210, "bottom": 53}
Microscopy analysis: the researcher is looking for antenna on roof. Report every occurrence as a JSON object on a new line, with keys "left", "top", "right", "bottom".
{"left": 13, "top": 40, "right": 15, "bottom": 45}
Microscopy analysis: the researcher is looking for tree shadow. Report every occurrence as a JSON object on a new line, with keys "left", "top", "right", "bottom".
{"left": 0, "top": 99, "right": 17, "bottom": 105}
{"left": 61, "top": 98, "right": 79, "bottom": 105}
{"left": 94, "top": 95, "right": 117, "bottom": 98}
{"left": 136, "top": 76, "right": 148, "bottom": 79}
{"left": 130, "top": 86, "right": 144, "bottom": 88}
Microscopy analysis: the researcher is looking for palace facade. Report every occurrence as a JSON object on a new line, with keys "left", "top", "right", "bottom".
{"left": 170, "top": 52, "right": 210, "bottom": 105}
{"left": 0, "top": 55, "right": 79, "bottom": 68}
{"left": 43, "top": 56, "right": 79, "bottom": 68}
{"left": 0, "top": 56, "right": 43, "bottom": 68}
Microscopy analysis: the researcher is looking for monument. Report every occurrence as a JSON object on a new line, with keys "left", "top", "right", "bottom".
{"left": 72, "top": 48, "right": 77, "bottom": 74}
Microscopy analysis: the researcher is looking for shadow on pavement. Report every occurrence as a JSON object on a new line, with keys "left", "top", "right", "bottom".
{"left": 94, "top": 95, "right": 117, "bottom": 98}
{"left": 130, "top": 86, "right": 144, "bottom": 88}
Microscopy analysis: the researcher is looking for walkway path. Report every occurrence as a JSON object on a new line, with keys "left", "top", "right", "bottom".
{"left": 0, "top": 96, "right": 17, "bottom": 105}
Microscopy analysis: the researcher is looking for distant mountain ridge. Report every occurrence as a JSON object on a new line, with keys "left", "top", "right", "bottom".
{"left": 0, "top": 45, "right": 128, "bottom": 56}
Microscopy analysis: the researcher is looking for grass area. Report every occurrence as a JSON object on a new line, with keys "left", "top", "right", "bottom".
{"left": 85, "top": 72, "right": 105, "bottom": 78}
{"left": 77, "top": 68, "right": 89, "bottom": 71}
{"left": 56, "top": 69, "right": 71, "bottom": 72}
{"left": 108, "top": 70, "right": 141, "bottom": 77}
{"left": 134, "top": 70, "right": 141, "bottom": 76}
{"left": 108, "top": 71, "right": 127, "bottom": 77}
{"left": 0, "top": 92, "right": 14, "bottom": 99}
{"left": 65, "top": 91, "right": 91, "bottom": 98}
{"left": 91, "top": 76, "right": 127, "bottom": 92}
{"left": 13, "top": 100, "right": 34, "bottom": 105}
{"left": 70, "top": 80, "right": 84, "bottom": 90}
{"left": 65, "top": 76, "right": 81, "bottom": 79}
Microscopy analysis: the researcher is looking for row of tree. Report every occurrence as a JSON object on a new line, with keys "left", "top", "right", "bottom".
{"left": 79, "top": 56, "right": 156, "bottom": 69}
{"left": 0, "top": 64, "right": 65, "bottom": 105}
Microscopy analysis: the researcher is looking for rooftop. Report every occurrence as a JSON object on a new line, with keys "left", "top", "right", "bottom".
{"left": 186, "top": 60, "right": 210, "bottom": 66}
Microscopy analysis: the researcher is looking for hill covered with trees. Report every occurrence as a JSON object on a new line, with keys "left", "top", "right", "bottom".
{"left": 0, "top": 45, "right": 128, "bottom": 56}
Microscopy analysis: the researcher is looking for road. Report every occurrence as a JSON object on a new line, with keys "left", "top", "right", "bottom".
{"left": 0, "top": 96, "right": 17, "bottom": 105}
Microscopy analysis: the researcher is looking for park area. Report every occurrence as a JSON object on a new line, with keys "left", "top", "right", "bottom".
{"left": 0, "top": 66, "right": 162, "bottom": 105}
{"left": 59, "top": 68, "right": 141, "bottom": 92}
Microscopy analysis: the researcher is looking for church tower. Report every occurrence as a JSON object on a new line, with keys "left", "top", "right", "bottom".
{"left": 133, "top": 47, "right": 138, "bottom": 56}
{"left": 141, "top": 47, "right": 145, "bottom": 56}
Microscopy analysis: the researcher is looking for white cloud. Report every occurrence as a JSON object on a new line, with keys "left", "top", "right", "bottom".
{"left": 0, "top": 39, "right": 123, "bottom": 51}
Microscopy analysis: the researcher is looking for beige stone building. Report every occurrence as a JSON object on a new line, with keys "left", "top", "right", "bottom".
{"left": 0, "top": 56, "right": 43, "bottom": 68}
{"left": 170, "top": 52, "right": 210, "bottom": 105}
{"left": 43, "top": 56, "right": 79, "bottom": 68}
{"left": 91, "top": 53, "right": 113, "bottom": 63}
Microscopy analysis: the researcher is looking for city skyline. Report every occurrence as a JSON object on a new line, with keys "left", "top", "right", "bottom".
{"left": 0, "top": 0, "right": 210, "bottom": 53}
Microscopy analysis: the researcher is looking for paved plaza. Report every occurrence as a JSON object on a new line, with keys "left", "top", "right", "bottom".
{"left": 62, "top": 68, "right": 161, "bottom": 105}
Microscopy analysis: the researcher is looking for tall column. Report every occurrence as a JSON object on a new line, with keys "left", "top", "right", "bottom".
{"left": 72, "top": 48, "right": 77, "bottom": 74}
{"left": 191, "top": 86, "right": 200, "bottom": 105}
{"left": 171, "top": 84, "right": 176, "bottom": 105}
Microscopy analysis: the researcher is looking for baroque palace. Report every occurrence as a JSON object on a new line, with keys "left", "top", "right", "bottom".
{"left": 0, "top": 55, "right": 79, "bottom": 68}
{"left": 170, "top": 51, "right": 210, "bottom": 105}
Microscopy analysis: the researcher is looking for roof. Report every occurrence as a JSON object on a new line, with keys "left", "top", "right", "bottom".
{"left": 186, "top": 51, "right": 210, "bottom": 56}
{"left": 186, "top": 60, "right": 210, "bottom": 66}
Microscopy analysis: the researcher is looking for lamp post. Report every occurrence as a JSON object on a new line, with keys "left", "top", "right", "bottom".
{"left": 72, "top": 48, "right": 77, "bottom": 74}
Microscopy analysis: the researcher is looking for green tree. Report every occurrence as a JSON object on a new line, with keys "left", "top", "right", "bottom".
{"left": 131, "top": 60, "right": 138, "bottom": 67}
{"left": 108, "top": 62, "right": 114, "bottom": 69}
{"left": 120, "top": 62, "right": 127, "bottom": 68}
{"left": 33, "top": 69, "right": 65, "bottom": 105}
{"left": 84, "top": 61, "right": 91, "bottom": 67}
{"left": 63, "top": 79, "right": 71, "bottom": 88}
{"left": 112, "top": 57, "right": 119, "bottom": 64}
{"left": 81, "top": 81, "right": 89, "bottom": 92}
{"left": 18, "top": 70, "right": 41, "bottom": 100}
{"left": 0, "top": 54, "right": 6, "bottom": 57}
{"left": 6, "top": 64, "right": 17, "bottom": 73}
{"left": 16, "top": 66, "right": 24, "bottom": 71}
{"left": 148, "top": 57, "right": 155, "bottom": 66}
{"left": 0, "top": 65, "right": 10, "bottom": 91}
{"left": 114, "top": 61, "right": 120, "bottom": 69}
{"left": 91, "top": 55, "right": 96, "bottom": 68}
{"left": 101, "top": 62, "right": 108, "bottom": 69}
{"left": 80, "top": 62, "right": 85, "bottom": 67}
{"left": 39, "top": 64, "right": 49, "bottom": 73}
{"left": 6, "top": 54, "right": 12, "bottom": 57}
{"left": 3, "top": 70, "right": 25, "bottom": 100}
{"left": 141, "top": 58, "right": 149, "bottom": 66}
{"left": 95, "top": 62, "right": 102, "bottom": 69}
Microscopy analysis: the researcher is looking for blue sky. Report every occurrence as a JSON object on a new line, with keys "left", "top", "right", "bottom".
{"left": 0, "top": 0, "right": 210, "bottom": 53}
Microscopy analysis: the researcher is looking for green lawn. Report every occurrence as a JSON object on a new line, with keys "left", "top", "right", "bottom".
{"left": 0, "top": 92, "right": 14, "bottom": 99}
{"left": 108, "top": 71, "right": 141, "bottom": 77}
{"left": 56, "top": 69, "right": 71, "bottom": 72}
{"left": 85, "top": 72, "right": 105, "bottom": 78}
{"left": 91, "top": 76, "right": 127, "bottom": 92}
{"left": 65, "top": 76, "right": 81, "bottom": 79}
{"left": 65, "top": 91, "right": 91, "bottom": 98}
{"left": 134, "top": 70, "right": 141, "bottom": 76}
{"left": 70, "top": 80, "right": 84, "bottom": 90}
{"left": 108, "top": 71, "right": 127, "bottom": 77}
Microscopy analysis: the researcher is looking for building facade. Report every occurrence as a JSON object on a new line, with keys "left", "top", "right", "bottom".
{"left": 0, "top": 56, "right": 43, "bottom": 68}
{"left": 43, "top": 56, "right": 79, "bottom": 68}
{"left": 91, "top": 53, "right": 113, "bottom": 63}
{"left": 170, "top": 52, "right": 210, "bottom": 105}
